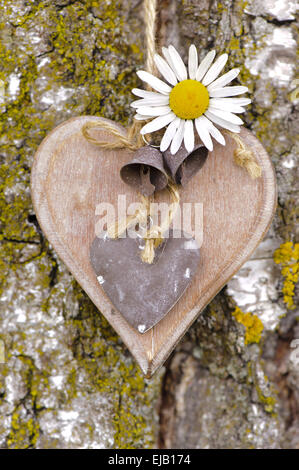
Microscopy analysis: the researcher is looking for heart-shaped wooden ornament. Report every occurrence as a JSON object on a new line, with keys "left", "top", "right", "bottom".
{"left": 31, "top": 116, "right": 276, "bottom": 377}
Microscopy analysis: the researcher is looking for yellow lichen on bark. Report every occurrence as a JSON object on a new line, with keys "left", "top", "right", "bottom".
{"left": 274, "top": 242, "right": 299, "bottom": 310}
{"left": 232, "top": 307, "right": 264, "bottom": 345}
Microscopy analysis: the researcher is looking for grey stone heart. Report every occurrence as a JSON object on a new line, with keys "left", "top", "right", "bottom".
{"left": 90, "top": 230, "right": 200, "bottom": 333}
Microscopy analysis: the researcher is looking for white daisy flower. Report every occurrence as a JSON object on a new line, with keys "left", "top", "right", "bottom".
{"left": 131, "top": 44, "right": 251, "bottom": 154}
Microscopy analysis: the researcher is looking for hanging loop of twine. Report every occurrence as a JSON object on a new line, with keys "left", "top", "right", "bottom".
{"left": 82, "top": 119, "right": 141, "bottom": 151}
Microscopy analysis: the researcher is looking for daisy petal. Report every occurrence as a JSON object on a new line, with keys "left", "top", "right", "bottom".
{"left": 221, "top": 97, "right": 251, "bottom": 106}
{"left": 207, "top": 68, "right": 240, "bottom": 90}
{"left": 195, "top": 116, "right": 213, "bottom": 151}
{"left": 131, "top": 96, "right": 170, "bottom": 108}
{"left": 196, "top": 50, "right": 216, "bottom": 82}
{"left": 137, "top": 70, "right": 172, "bottom": 95}
{"left": 209, "top": 86, "right": 248, "bottom": 97}
{"left": 140, "top": 112, "right": 176, "bottom": 134}
{"left": 135, "top": 105, "right": 171, "bottom": 116}
{"left": 132, "top": 88, "right": 148, "bottom": 97}
{"left": 184, "top": 120, "right": 195, "bottom": 152}
{"left": 204, "top": 109, "right": 241, "bottom": 133}
{"left": 160, "top": 117, "right": 180, "bottom": 152}
{"left": 209, "top": 97, "right": 250, "bottom": 111}
{"left": 209, "top": 100, "right": 245, "bottom": 113}
{"left": 168, "top": 45, "right": 188, "bottom": 81}
{"left": 132, "top": 88, "right": 167, "bottom": 100}
{"left": 200, "top": 115, "right": 226, "bottom": 145}
{"left": 206, "top": 107, "right": 243, "bottom": 125}
{"left": 134, "top": 114, "right": 152, "bottom": 120}
{"left": 171, "top": 119, "right": 185, "bottom": 155}
{"left": 188, "top": 44, "right": 198, "bottom": 80}
{"left": 202, "top": 53, "right": 228, "bottom": 86}
{"left": 162, "top": 47, "right": 176, "bottom": 72}
{"left": 154, "top": 54, "right": 177, "bottom": 86}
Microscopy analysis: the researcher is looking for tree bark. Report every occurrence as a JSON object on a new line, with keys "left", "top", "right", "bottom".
{"left": 0, "top": 0, "right": 298, "bottom": 448}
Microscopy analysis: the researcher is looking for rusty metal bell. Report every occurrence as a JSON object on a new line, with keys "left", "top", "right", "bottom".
{"left": 163, "top": 143, "right": 209, "bottom": 186}
{"left": 120, "top": 146, "right": 168, "bottom": 196}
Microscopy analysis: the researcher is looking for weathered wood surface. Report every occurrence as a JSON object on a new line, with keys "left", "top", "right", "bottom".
{"left": 31, "top": 116, "right": 276, "bottom": 377}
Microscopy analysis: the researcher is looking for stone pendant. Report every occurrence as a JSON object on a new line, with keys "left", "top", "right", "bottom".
{"left": 90, "top": 230, "right": 200, "bottom": 333}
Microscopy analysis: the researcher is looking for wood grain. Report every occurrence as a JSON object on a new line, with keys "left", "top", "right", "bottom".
{"left": 31, "top": 116, "right": 277, "bottom": 377}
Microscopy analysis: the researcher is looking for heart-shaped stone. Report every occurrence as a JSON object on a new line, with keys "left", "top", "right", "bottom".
{"left": 90, "top": 230, "right": 200, "bottom": 333}
{"left": 31, "top": 116, "right": 276, "bottom": 377}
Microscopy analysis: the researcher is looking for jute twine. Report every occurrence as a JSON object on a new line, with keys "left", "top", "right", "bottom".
{"left": 227, "top": 131, "right": 262, "bottom": 178}
{"left": 82, "top": 0, "right": 262, "bottom": 263}
{"left": 107, "top": 182, "right": 180, "bottom": 263}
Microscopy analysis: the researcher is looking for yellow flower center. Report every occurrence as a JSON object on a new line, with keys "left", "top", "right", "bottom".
{"left": 169, "top": 79, "right": 209, "bottom": 120}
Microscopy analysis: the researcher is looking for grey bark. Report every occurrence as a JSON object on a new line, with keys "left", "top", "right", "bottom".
{"left": 0, "top": 0, "right": 298, "bottom": 449}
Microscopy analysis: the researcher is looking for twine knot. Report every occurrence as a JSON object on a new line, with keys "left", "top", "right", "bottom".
{"left": 107, "top": 182, "right": 180, "bottom": 264}
{"left": 228, "top": 132, "right": 262, "bottom": 179}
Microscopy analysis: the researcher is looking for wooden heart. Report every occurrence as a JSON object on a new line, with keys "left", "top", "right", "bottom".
{"left": 31, "top": 116, "right": 277, "bottom": 377}
{"left": 90, "top": 230, "right": 200, "bottom": 333}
